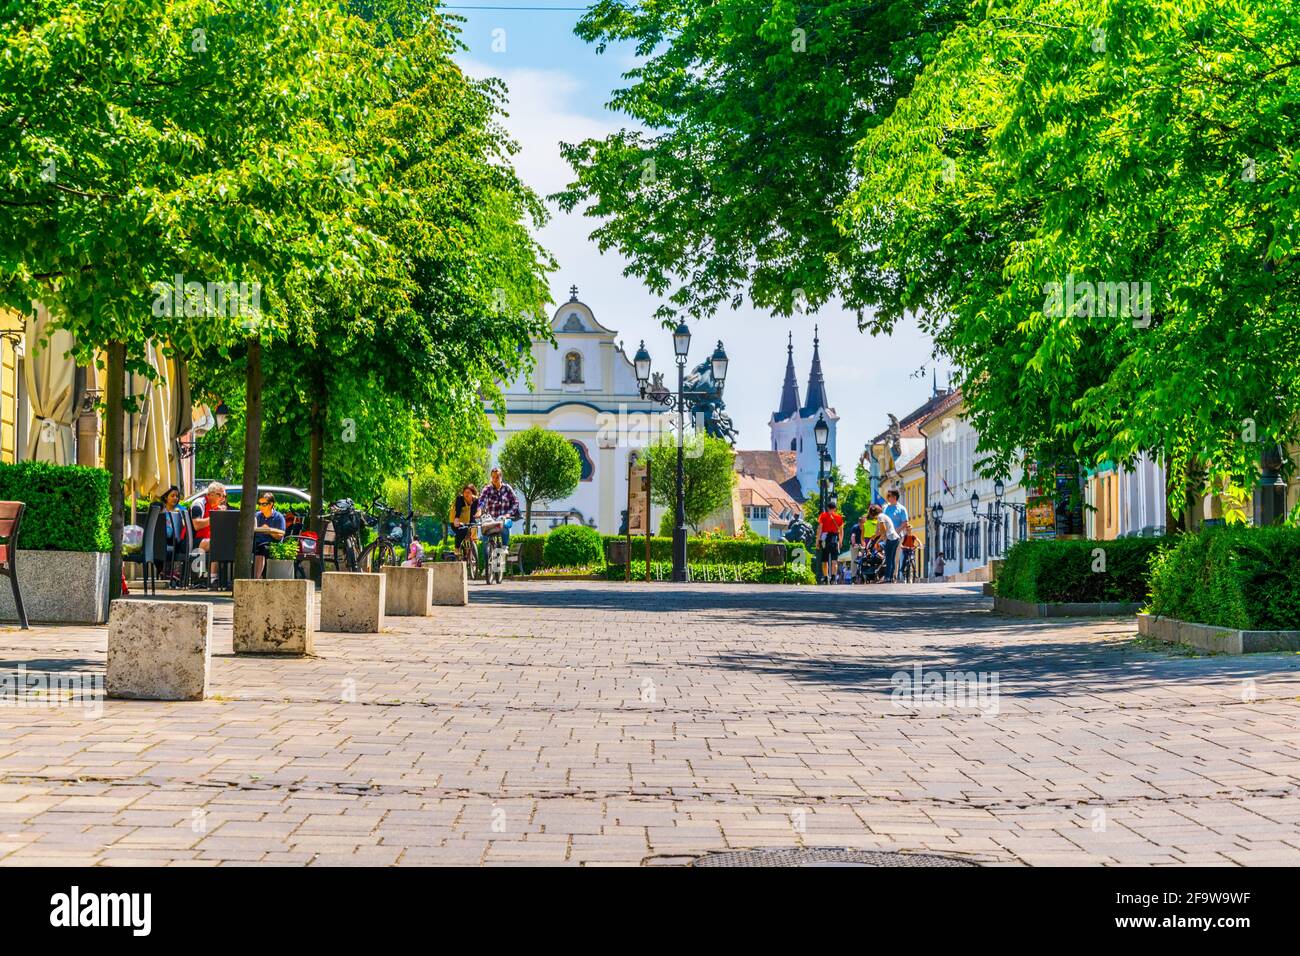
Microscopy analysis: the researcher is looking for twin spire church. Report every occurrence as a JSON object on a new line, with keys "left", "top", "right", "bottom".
{"left": 768, "top": 328, "right": 838, "bottom": 500}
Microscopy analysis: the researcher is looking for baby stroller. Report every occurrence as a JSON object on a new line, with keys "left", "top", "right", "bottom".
{"left": 853, "top": 543, "right": 885, "bottom": 584}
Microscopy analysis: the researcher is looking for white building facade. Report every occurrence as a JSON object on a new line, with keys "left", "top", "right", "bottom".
{"left": 485, "top": 291, "right": 667, "bottom": 535}
{"left": 919, "top": 391, "right": 1028, "bottom": 579}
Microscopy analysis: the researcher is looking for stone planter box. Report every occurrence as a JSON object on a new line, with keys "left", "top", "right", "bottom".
{"left": 382, "top": 565, "right": 433, "bottom": 616}
{"left": 320, "top": 571, "right": 385, "bottom": 632}
{"left": 107, "top": 599, "right": 211, "bottom": 700}
{"left": 430, "top": 561, "right": 468, "bottom": 606}
{"left": 993, "top": 595, "right": 1143, "bottom": 618}
{"left": 1138, "top": 612, "right": 1300, "bottom": 655}
{"left": 0, "top": 549, "right": 110, "bottom": 624}
{"left": 233, "top": 578, "right": 314, "bottom": 655}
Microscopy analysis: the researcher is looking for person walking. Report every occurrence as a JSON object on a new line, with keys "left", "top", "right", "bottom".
{"left": 869, "top": 502, "right": 899, "bottom": 581}
{"left": 816, "top": 498, "right": 845, "bottom": 585}
{"left": 882, "top": 489, "right": 908, "bottom": 583}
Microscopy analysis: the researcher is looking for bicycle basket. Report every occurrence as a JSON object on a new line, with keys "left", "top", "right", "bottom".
{"left": 479, "top": 518, "right": 504, "bottom": 536}
{"left": 329, "top": 500, "right": 362, "bottom": 538}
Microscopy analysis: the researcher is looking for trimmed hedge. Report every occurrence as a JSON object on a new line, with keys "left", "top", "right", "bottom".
{"left": 603, "top": 535, "right": 788, "bottom": 565}
{"left": 0, "top": 461, "right": 112, "bottom": 552}
{"left": 1148, "top": 526, "right": 1300, "bottom": 631}
{"left": 995, "top": 537, "right": 1166, "bottom": 604}
{"left": 600, "top": 560, "right": 815, "bottom": 585}
{"left": 543, "top": 525, "right": 604, "bottom": 568}
{"left": 511, "top": 533, "right": 792, "bottom": 574}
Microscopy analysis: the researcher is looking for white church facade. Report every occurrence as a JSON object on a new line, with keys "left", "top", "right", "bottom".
{"left": 484, "top": 289, "right": 668, "bottom": 535}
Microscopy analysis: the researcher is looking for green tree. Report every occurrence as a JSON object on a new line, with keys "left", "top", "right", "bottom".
{"left": 646, "top": 434, "right": 736, "bottom": 532}
{"left": 1, "top": 0, "right": 388, "bottom": 586}
{"left": 555, "top": 0, "right": 969, "bottom": 321}
{"left": 498, "top": 428, "right": 582, "bottom": 531}
{"left": 848, "top": 0, "right": 1300, "bottom": 520}
{"left": 188, "top": 2, "right": 553, "bottom": 527}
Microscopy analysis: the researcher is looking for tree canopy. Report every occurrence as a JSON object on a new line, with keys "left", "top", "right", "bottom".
{"left": 498, "top": 427, "right": 582, "bottom": 531}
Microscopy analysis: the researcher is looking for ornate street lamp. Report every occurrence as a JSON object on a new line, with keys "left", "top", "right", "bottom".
{"left": 710, "top": 340, "right": 729, "bottom": 384}
{"left": 814, "top": 413, "right": 830, "bottom": 512}
{"left": 970, "top": 490, "right": 980, "bottom": 517}
{"left": 637, "top": 325, "right": 730, "bottom": 582}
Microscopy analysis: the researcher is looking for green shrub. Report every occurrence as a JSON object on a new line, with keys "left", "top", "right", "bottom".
{"left": 996, "top": 537, "right": 1166, "bottom": 603}
{"left": 543, "top": 525, "right": 605, "bottom": 568}
{"left": 1149, "top": 526, "right": 1300, "bottom": 630}
{"left": 602, "top": 535, "right": 789, "bottom": 565}
{"left": 510, "top": 534, "right": 546, "bottom": 573}
{"left": 0, "top": 461, "right": 112, "bottom": 552}
{"left": 267, "top": 539, "right": 300, "bottom": 560}
{"left": 600, "top": 560, "right": 814, "bottom": 584}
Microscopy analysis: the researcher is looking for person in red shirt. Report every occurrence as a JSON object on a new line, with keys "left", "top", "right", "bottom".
{"left": 817, "top": 499, "right": 845, "bottom": 585}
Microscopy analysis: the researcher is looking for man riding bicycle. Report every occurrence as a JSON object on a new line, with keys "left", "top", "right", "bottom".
{"left": 477, "top": 467, "right": 521, "bottom": 542}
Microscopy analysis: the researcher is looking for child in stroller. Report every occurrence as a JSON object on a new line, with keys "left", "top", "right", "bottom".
{"left": 854, "top": 541, "right": 886, "bottom": 584}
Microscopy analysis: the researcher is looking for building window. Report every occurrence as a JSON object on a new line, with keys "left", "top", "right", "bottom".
{"left": 790, "top": 439, "right": 797, "bottom": 451}
{"left": 563, "top": 351, "right": 583, "bottom": 384}
{"left": 570, "top": 440, "right": 594, "bottom": 481}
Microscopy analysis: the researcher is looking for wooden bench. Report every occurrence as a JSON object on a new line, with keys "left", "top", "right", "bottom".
{"left": 0, "top": 501, "right": 28, "bottom": 629}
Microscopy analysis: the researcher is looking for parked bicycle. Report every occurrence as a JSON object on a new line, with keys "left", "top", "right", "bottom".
{"left": 328, "top": 498, "right": 419, "bottom": 572}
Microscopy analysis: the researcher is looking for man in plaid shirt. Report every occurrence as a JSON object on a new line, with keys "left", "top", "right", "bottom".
{"left": 478, "top": 467, "right": 521, "bottom": 543}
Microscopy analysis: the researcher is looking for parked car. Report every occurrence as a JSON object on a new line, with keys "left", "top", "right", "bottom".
{"left": 183, "top": 484, "right": 311, "bottom": 509}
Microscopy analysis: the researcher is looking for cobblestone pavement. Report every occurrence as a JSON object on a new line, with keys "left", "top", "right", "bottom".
{"left": 1, "top": 580, "right": 1298, "bottom": 866}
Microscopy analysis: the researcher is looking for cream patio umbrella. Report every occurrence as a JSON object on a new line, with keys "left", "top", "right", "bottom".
{"left": 125, "top": 342, "right": 175, "bottom": 503}
{"left": 23, "top": 303, "right": 76, "bottom": 464}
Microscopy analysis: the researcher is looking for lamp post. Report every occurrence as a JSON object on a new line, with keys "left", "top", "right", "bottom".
{"left": 932, "top": 500, "right": 945, "bottom": 578}
{"left": 634, "top": 328, "right": 729, "bottom": 583}
{"left": 814, "top": 413, "right": 830, "bottom": 512}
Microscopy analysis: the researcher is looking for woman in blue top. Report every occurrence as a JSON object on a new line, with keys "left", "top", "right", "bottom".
{"left": 253, "top": 491, "right": 287, "bottom": 579}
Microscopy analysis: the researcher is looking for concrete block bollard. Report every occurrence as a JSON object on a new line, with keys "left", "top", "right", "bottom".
{"left": 429, "top": 561, "right": 468, "bottom": 606}
{"left": 320, "top": 571, "right": 385, "bottom": 632}
{"left": 106, "top": 599, "right": 212, "bottom": 701}
{"left": 233, "top": 578, "right": 314, "bottom": 655}
{"left": 382, "top": 566, "right": 434, "bottom": 616}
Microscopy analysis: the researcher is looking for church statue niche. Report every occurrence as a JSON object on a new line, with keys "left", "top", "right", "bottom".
{"left": 563, "top": 350, "right": 583, "bottom": 384}
{"left": 563, "top": 313, "right": 585, "bottom": 332}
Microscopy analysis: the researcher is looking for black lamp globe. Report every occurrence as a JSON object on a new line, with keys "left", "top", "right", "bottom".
{"left": 932, "top": 501, "right": 944, "bottom": 523}
{"left": 633, "top": 341, "right": 651, "bottom": 386}
{"left": 970, "top": 491, "right": 980, "bottom": 516}
{"left": 710, "top": 340, "right": 729, "bottom": 384}
{"left": 814, "top": 414, "right": 829, "bottom": 452}
{"left": 994, "top": 478, "right": 1005, "bottom": 501}
{"left": 672, "top": 322, "right": 691, "bottom": 359}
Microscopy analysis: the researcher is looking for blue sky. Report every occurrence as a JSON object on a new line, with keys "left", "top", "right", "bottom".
{"left": 448, "top": 3, "right": 946, "bottom": 472}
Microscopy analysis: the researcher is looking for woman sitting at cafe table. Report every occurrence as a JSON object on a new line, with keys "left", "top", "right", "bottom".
{"left": 252, "top": 492, "right": 287, "bottom": 579}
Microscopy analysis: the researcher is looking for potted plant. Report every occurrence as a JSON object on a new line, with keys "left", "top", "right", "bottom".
{"left": 265, "top": 539, "right": 299, "bottom": 579}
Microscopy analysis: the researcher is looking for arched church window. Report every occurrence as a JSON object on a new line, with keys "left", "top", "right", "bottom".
{"left": 563, "top": 351, "right": 583, "bottom": 384}
{"left": 570, "top": 440, "right": 594, "bottom": 481}
{"left": 790, "top": 439, "right": 797, "bottom": 451}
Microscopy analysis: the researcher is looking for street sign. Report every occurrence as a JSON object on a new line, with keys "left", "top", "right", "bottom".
{"left": 627, "top": 452, "right": 652, "bottom": 582}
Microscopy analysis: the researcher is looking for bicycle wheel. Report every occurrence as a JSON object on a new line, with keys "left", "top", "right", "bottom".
{"left": 459, "top": 539, "right": 478, "bottom": 578}
{"left": 341, "top": 537, "right": 360, "bottom": 572}
{"left": 360, "top": 539, "right": 397, "bottom": 573}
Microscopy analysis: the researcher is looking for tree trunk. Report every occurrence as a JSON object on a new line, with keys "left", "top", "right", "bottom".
{"left": 308, "top": 375, "right": 324, "bottom": 535}
{"left": 234, "top": 340, "right": 263, "bottom": 579}
{"left": 105, "top": 342, "right": 126, "bottom": 599}
{"left": 525, "top": 497, "right": 533, "bottom": 535}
